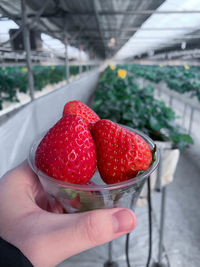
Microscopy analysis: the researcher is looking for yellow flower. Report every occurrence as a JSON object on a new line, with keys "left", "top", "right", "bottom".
{"left": 117, "top": 69, "right": 127, "bottom": 79}
{"left": 159, "top": 64, "right": 163, "bottom": 67}
{"left": 184, "top": 65, "right": 190, "bottom": 70}
{"left": 1, "top": 67, "right": 5, "bottom": 71}
{"left": 51, "top": 66, "right": 55, "bottom": 70}
{"left": 109, "top": 64, "right": 115, "bottom": 70}
{"left": 22, "top": 67, "right": 28, "bottom": 72}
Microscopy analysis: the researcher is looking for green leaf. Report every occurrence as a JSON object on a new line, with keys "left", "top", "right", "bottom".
{"left": 149, "top": 116, "right": 161, "bottom": 131}
{"left": 179, "top": 134, "right": 194, "bottom": 144}
{"left": 60, "top": 188, "right": 77, "bottom": 200}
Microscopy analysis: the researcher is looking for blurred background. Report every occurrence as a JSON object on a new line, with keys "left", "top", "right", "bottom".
{"left": 0, "top": 0, "right": 200, "bottom": 266}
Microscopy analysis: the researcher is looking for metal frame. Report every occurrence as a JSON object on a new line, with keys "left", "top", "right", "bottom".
{"left": 21, "top": 0, "right": 34, "bottom": 100}
{"left": 64, "top": 16, "right": 69, "bottom": 83}
{"left": 78, "top": 42, "right": 83, "bottom": 75}
{"left": 150, "top": 139, "right": 173, "bottom": 267}
{"left": 158, "top": 186, "right": 167, "bottom": 266}
{"left": 154, "top": 82, "right": 200, "bottom": 135}
{"left": 154, "top": 148, "right": 168, "bottom": 267}
{"left": 3, "top": 9, "right": 200, "bottom": 19}
{"left": 1, "top": 0, "right": 200, "bottom": 60}
{"left": 152, "top": 84, "right": 199, "bottom": 265}
{"left": 1, "top": 0, "right": 57, "bottom": 100}
{"left": 0, "top": 0, "right": 163, "bottom": 58}
{"left": 93, "top": 0, "right": 106, "bottom": 57}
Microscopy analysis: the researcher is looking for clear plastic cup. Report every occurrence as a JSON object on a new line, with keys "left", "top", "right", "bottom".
{"left": 28, "top": 126, "right": 159, "bottom": 213}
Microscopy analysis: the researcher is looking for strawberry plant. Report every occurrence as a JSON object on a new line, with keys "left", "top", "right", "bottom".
{"left": 93, "top": 66, "right": 193, "bottom": 150}
{"left": 120, "top": 64, "right": 200, "bottom": 101}
{"left": 0, "top": 65, "right": 88, "bottom": 110}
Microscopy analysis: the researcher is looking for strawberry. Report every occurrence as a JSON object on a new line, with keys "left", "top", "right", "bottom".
{"left": 91, "top": 119, "right": 152, "bottom": 184}
{"left": 35, "top": 114, "right": 97, "bottom": 184}
{"left": 63, "top": 100, "right": 100, "bottom": 129}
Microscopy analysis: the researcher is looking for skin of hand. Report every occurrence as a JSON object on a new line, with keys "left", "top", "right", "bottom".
{"left": 0, "top": 161, "right": 137, "bottom": 267}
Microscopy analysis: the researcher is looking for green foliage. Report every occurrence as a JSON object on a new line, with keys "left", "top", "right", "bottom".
{"left": 118, "top": 64, "right": 200, "bottom": 101}
{"left": 93, "top": 66, "right": 193, "bottom": 150}
{"left": 0, "top": 65, "right": 87, "bottom": 109}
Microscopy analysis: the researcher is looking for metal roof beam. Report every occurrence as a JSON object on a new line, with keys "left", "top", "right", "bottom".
{"left": 69, "top": 16, "right": 92, "bottom": 43}
{"left": 75, "top": 10, "right": 200, "bottom": 15}
{"left": 81, "top": 41, "right": 190, "bottom": 45}
{"left": 21, "top": 0, "right": 34, "bottom": 100}
{"left": 29, "top": 0, "right": 52, "bottom": 30}
{"left": 68, "top": 10, "right": 200, "bottom": 15}
{"left": 6, "top": 10, "right": 200, "bottom": 19}
{"left": 93, "top": 1, "right": 106, "bottom": 57}
{"left": 70, "top": 35, "right": 200, "bottom": 42}
{"left": 71, "top": 36, "right": 129, "bottom": 42}
{"left": 47, "top": 27, "right": 200, "bottom": 33}
{"left": 0, "top": 6, "right": 21, "bottom": 25}
{"left": 120, "top": 36, "right": 200, "bottom": 40}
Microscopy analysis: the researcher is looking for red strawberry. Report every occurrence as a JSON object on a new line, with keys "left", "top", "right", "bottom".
{"left": 91, "top": 120, "right": 152, "bottom": 184}
{"left": 63, "top": 100, "right": 100, "bottom": 129}
{"left": 35, "top": 114, "right": 97, "bottom": 184}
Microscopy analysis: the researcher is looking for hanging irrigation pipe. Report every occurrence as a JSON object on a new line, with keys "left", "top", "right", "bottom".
{"left": 125, "top": 176, "right": 152, "bottom": 267}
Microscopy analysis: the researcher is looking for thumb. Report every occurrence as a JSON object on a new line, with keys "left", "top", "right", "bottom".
{"left": 23, "top": 208, "right": 136, "bottom": 267}
{"left": 51, "top": 208, "right": 136, "bottom": 265}
{"left": 70, "top": 208, "right": 137, "bottom": 250}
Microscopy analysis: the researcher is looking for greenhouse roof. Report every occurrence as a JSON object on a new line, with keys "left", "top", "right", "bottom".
{"left": 0, "top": 0, "right": 164, "bottom": 58}
{"left": 0, "top": 0, "right": 200, "bottom": 60}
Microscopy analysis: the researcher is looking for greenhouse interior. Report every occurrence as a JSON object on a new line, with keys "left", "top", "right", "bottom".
{"left": 0, "top": 0, "right": 200, "bottom": 267}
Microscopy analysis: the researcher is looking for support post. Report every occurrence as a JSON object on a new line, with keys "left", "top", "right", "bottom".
{"left": 155, "top": 149, "right": 162, "bottom": 192}
{"left": 188, "top": 107, "right": 194, "bottom": 135}
{"left": 108, "top": 241, "right": 113, "bottom": 262}
{"left": 79, "top": 45, "right": 83, "bottom": 74}
{"left": 64, "top": 19, "right": 69, "bottom": 83}
{"left": 21, "top": 0, "right": 34, "bottom": 101}
{"left": 65, "top": 38, "right": 69, "bottom": 83}
{"left": 182, "top": 103, "right": 187, "bottom": 128}
{"left": 169, "top": 95, "right": 173, "bottom": 107}
{"left": 158, "top": 186, "right": 167, "bottom": 265}
{"left": 104, "top": 241, "right": 118, "bottom": 267}
{"left": 154, "top": 147, "right": 168, "bottom": 267}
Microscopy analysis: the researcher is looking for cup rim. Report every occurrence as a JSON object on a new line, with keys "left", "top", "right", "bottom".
{"left": 28, "top": 125, "right": 159, "bottom": 191}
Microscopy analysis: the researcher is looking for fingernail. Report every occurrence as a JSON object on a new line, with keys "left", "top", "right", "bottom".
{"left": 112, "top": 209, "right": 136, "bottom": 233}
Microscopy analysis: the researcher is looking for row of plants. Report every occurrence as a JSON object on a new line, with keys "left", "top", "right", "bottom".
{"left": 118, "top": 64, "right": 200, "bottom": 101}
{"left": 92, "top": 65, "right": 193, "bottom": 150}
{"left": 0, "top": 65, "right": 91, "bottom": 110}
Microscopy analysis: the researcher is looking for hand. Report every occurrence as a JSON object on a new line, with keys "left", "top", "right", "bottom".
{"left": 0, "top": 162, "right": 137, "bottom": 267}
